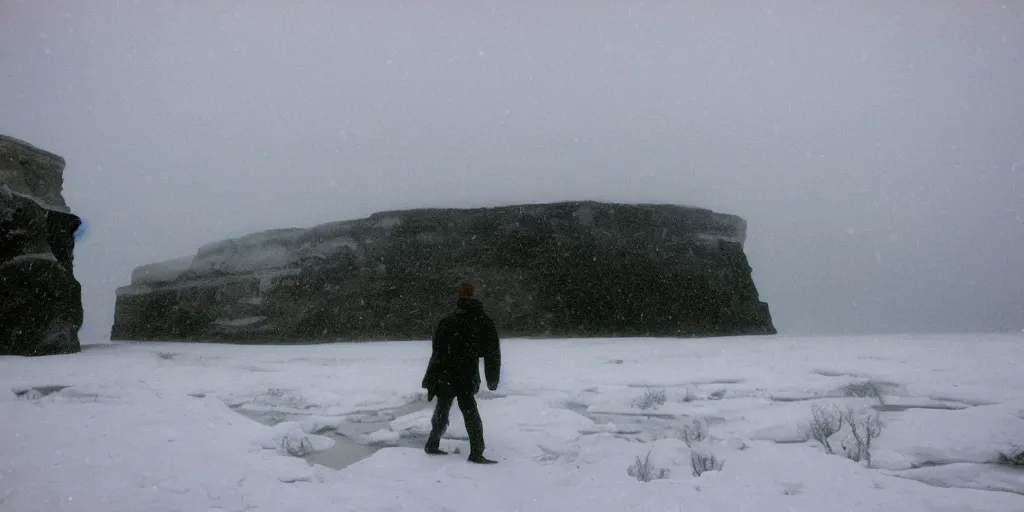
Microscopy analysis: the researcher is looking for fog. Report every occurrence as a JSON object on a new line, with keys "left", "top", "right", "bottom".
{"left": 2, "top": 0, "right": 1022, "bottom": 341}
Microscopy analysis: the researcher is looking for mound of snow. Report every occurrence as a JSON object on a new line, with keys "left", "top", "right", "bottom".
{"left": 259, "top": 421, "right": 334, "bottom": 457}
{"left": 892, "top": 463, "right": 1024, "bottom": 496}
{"left": 873, "top": 402, "right": 1024, "bottom": 470}
{"left": 389, "top": 408, "right": 436, "bottom": 438}
{"left": 361, "top": 429, "right": 401, "bottom": 446}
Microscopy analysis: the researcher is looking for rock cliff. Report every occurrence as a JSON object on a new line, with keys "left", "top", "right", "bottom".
{"left": 111, "top": 202, "right": 775, "bottom": 342}
{"left": 0, "top": 135, "right": 83, "bottom": 355}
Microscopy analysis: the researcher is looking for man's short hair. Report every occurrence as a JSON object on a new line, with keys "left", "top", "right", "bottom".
{"left": 456, "top": 282, "right": 475, "bottom": 298}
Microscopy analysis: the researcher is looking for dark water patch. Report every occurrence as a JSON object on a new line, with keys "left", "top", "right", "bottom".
{"left": 564, "top": 402, "right": 591, "bottom": 417}
{"left": 12, "top": 385, "right": 70, "bottom": 399}
{"left": 927, "top": 396, "right": 995, "bottom": 407}
{"left": 79, "top": 343, "right": 120, "bottom": 351}
{"left": 307, "top": 431, "right": 430, "bottom": 470}
{"left": 909, "top": 460, "right": 958, "bottom": 469}
{"left": 708, "top": 389, "right": 727, "bottom": 400}
{"left": 769, "top": 395, "right": 826, "bottom": 403}
{"left": 695, "top": 378, "right": 745, "bottom": 385}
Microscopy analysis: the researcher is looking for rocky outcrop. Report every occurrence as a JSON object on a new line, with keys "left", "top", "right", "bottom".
{"left": 0, "top": 135, "right": 83, "bottom": 356}
{"left": 111, "top": 201, "right": 775, "bottom": 342}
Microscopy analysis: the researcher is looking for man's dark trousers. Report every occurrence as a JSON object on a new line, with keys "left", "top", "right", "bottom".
{"left": 425, "top": 392, "right": 485, "bottom": 455}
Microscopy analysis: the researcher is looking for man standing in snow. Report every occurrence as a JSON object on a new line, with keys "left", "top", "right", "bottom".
{"left": 421, "top": 282, "right": 501, "bottom": 464}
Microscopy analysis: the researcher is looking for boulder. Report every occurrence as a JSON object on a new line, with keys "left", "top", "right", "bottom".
{"left": 111, "top": 201, "right": 775, "bottom": 342}
{"left": 0, "top": 135, "right": 83, "bottom": 355}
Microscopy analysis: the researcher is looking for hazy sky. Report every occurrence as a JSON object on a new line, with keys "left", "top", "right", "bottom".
{"left": 2, "top": 0, "right": 1022, "bottom": 341}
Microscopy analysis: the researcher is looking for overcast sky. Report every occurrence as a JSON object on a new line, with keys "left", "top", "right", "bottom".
{"left": 2, "top": 0, "right": 1022, "bottom": 342}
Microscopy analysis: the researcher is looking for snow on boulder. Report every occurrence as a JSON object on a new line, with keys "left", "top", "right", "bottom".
{"left": 260, "top": 421, "right": 334, "bottom": 457}
{"left": 7, "top": 252, "right": 58, "bottom": 264}
{"left": 295, "top": 415, "right": 347, "bottom": 435}
{"left": 389, "top": 409, "right": 437, "bottom": 438}
{"left": 130, "top": 255, "right": 195, "bottom": 285}
{"left": 190, "top": 228, "right": 305, "bottom": 278}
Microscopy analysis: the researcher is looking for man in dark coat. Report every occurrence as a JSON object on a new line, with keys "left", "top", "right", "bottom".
{"left": 421, "top": 282, "right": 501, "bottom": 464}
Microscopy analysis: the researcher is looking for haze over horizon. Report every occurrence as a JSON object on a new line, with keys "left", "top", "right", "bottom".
{"left": 2, "top": 0, "right": 1022, "bottom": 341}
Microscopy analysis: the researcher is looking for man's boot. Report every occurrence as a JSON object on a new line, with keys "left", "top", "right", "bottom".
{"left": 458, "top": 394, "right": 494, "bottom": 463}
{"left": 425, "top": 394, "right": 454, "bottom": 456}
{"left": 468, "top": 452, "right": 498, "bottom": 464}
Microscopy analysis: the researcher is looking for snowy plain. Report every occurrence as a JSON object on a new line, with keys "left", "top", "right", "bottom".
{"left": 2, "top": 334, "right": 1023, "bottom": 512}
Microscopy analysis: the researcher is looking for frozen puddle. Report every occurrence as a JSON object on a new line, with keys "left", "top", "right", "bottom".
{"left": 871, "top": 403, "right": 967, "bottom": 412}
{"left": 232, "top": 401, "right": 433, "bottom": 470}
{"left": 564, "top": 401, "right": 726, "bottom": 440}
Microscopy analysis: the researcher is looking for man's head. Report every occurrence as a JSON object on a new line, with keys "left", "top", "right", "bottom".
{"left": 456, "top": 282, "right": 475, "bottom": 299}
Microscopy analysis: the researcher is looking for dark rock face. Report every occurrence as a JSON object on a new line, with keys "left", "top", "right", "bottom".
{"left": 0, "top": 135, "right": 83, "bottom": 356}
{"left": 111, "top": 202, "right": 775, "bottom": 342}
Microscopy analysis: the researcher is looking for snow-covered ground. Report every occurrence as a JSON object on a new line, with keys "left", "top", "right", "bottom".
{"left": 2, "top": 334, "right": 1023, "bottom": 512}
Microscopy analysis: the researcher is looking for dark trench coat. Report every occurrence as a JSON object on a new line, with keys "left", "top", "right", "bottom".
{"left": 421, "top": 297, "right": 501, "bottom": 397}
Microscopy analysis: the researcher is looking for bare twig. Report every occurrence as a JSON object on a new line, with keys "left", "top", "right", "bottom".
{"left": 627, "top": 450, "right": 670, "bottom": 482}
{"left": 680, "top": 418, "right": 708, "bottom": 447}
{"left": 806, "top": 403, "right": 843, "bottom": 454}
{"left": 842, "top": 408, "right": 884, "bottom": 467}
{"left": 691, "top": 451, "right": 724, "bottom": 477}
